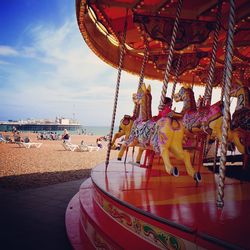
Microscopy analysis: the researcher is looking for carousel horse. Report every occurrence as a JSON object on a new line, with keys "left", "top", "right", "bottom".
{"left": 111, "top": 87, "right": 146, "bottom": 163}
{"left": 120, "top": 83, "right": 201, "bottom": 182}
{"left": 111, "top": 114, "right": 144, "bottom": 163}
{"left": 111, "top": 115, "right": 134, "bottom": 149}
{"left": 174, "top": 86, "right": 245, "bottom": 154}
{"left": 231, "top": 85, "right": 250, "bottom": 131}
{"left": 231, "top": 84, "right": 250, "bottom": 159}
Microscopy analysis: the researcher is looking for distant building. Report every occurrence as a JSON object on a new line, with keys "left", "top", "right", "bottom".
{"left": 0, "top": 117, "right": 83, "bottom": 132}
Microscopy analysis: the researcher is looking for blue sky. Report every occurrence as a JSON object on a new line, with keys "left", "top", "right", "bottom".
{"left": 0, "top": 0, "right": 222, "bottom": 126}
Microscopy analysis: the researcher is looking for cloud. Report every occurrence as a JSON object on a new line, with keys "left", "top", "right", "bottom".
{"left": 0, "top": 60, "right": 11, "bottom": 65}
{"left": 0, "top": 18, "right": 141, "bottom": 125}
{"left": 0, "top": 13, "right": 225, "bottom": 126}
{"left": 0, "top": 46, "right": 19, "bottom": 56}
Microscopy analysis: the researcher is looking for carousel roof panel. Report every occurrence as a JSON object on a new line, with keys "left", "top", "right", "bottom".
{"left": 76, "top": 0, "right": 250, "bottom": 86}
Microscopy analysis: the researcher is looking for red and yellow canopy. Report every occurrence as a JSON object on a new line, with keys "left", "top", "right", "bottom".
{"left": 76, "top": 0, "right": 250, "bottom": 86}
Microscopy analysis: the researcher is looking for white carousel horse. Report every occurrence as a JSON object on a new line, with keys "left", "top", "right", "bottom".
{"left": 111, "top": 87, "right": 146, "bottom": 163}
{"left": 116, "top": 84, "right": 152, "bottom": 163}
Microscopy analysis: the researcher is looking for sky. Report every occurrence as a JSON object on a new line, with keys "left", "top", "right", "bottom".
{"left": 0, "top": 0, "right": 223, "bottom": 126}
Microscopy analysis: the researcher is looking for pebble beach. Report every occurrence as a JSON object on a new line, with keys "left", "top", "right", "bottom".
{"left": 0, "top": 132, "right": 118, "bottom": 190}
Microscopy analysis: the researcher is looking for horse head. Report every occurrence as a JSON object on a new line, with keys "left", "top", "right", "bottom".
{"left": 230, "top": 82, "right": 250, "bottom": 111}
{"left": 174, "top": 86, "right": 197, "bottom": 112}
{"left": 174, "top": 86, "right": 186, "bottom": 102}
{"left": 231, "top": 80, "right": 250, "bottom": 131}
{"left": 133, "top": 83, "right": 152, "bottom": 121}
{"left": 141, "top": 82, "right": 151, "bottom": 96}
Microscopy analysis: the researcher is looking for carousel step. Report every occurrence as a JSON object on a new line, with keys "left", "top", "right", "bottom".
{"left": 67, "top": 167, "right": 245, "bottom": 250}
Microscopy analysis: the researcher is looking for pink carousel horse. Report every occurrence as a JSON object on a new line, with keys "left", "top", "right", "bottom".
{"left": 174, "top": 86, "right": 245, "bottom": 154}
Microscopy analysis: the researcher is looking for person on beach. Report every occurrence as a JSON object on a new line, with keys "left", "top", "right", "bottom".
{"left": 62, "top": 129, "right": 70, "bottom": 143}
{"left": 12, "top": 126, "right": 17, "bottom": 134}
{"left": 14, "top": 131, "right": 23, "bottom": 143}
{"left": 96, "top": 138, "right": 102, "bottom": 148}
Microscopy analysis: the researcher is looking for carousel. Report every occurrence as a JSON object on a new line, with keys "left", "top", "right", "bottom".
{"left": 66, "top": 0, "right": 250, "bottom": 249}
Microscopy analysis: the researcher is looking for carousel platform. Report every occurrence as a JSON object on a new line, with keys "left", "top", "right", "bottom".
{"left": 66, "top": 158, "right": 250, "bottom": 250}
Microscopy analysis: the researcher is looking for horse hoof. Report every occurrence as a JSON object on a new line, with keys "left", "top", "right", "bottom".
{"left": 171, "top": 167, "right": 179, "bottom": 177}
{"left": 136, "top": 161, "right": 140, "bottom": 164}
{"left": 117, "top": 158, "right": 122, "bottom": 161}
{"left": 194, "top": 172, "right": 201, "bottom": 182}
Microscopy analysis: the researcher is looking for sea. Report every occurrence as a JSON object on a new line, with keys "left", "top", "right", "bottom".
{"left": 0, "top": 124, "right": 118, "bottom": 137}
{"left": 81, "top": 126, "right": 119, "bottom": 136}
{"left": 31, "top": 126, "right": 119, "bottom": 136}
{"left": 50, "top": 126, "right": 119, "bottom": 136}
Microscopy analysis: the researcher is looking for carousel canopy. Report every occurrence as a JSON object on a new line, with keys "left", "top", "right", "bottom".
{"left": 76, "top": 0, "right": 250, "bottom": 86}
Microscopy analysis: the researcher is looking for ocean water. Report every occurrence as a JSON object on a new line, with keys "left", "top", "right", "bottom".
{"left": 82, "top": 126, "right": 119, "bottom": 136}
{"left": 36, "top": 126, "right": 119, "bottom": 136}
{"left": 1, "top": 126, "right": 119, "bottom": 136}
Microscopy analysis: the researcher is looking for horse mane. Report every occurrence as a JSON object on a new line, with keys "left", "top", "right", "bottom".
{"left": 132, "top": 103, "right": 140, "bottom": 119}
{"left": 187, "top": 88, "right": 197, "bottom": 110}
{"left": 243, "top": 86, "right": 250, "bottom": 108}
{"left": 139, "top": 84, "right": 152, "bottom": 121}
{"left": 145, "top": 89, "right": 152, "bottom": 120}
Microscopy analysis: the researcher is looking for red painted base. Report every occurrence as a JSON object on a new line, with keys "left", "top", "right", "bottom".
{"left": 66, "top": 159, "right": 250, "bottom": 249}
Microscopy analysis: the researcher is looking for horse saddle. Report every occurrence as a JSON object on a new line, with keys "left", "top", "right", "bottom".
{"left": 183, "top": 101, "right": 222, "bottom": 134}
{"left": 167, "top": 112, "right": 182, "bottom": 130}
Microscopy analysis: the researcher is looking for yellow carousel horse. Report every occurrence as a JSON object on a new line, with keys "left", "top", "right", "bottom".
{"left": 120, "top": 83, "right": 201, "bottom": 182}
{"left": 231, "top": 84, "right": 250, "bottom": 131}
{"left": 230, "top": 83, "right": 250, "bottom": 164}
{"left": 174, "top": 86, "right": 245, "bottom": 154}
